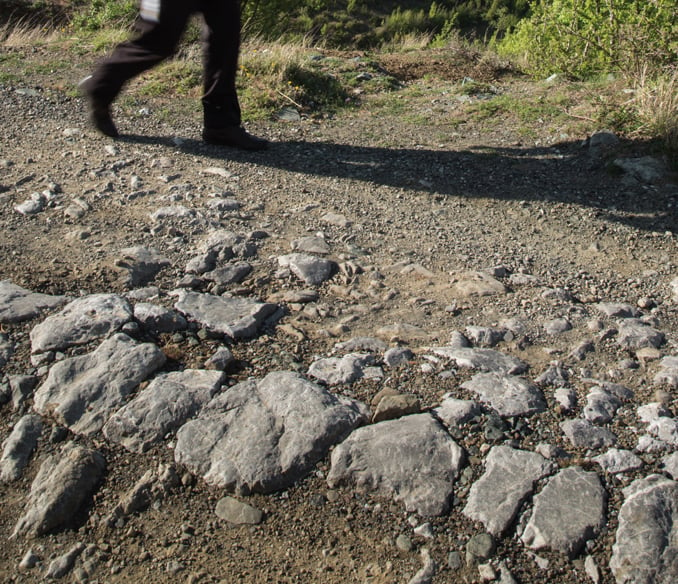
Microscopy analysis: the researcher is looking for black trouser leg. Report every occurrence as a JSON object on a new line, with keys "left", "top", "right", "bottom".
{"left": 87, "top": 1, "right": 192, "bottom": 106}
{"left": 200, "top": 0, "right": 242, "bottom": 128}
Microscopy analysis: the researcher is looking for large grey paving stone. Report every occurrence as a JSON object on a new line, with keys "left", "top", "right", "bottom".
{"left": 327, "top": 413, "right": 465, "bottom": 517}
{"left": 103, "top": 369, "right": 224, "bottom": 453}
{"left": 307, "top": 353, "right": 376, "bottom": 385}
{"left": 463, "top": 445, "right": 555, "bottom": 535}
{"left": 609, "top": 475, "right": 678, "bottom": 584}
{"left": 0, "top": 280, "right": 68, "bottom": 324}
{"left": 175, "top": 371, "right": 369, "bottom": 494}
{"left": 461, "top": 373, "right": 546, "bottom": 417}
{"left": 428, "top": 347, "right": 528, "bottom": 375}
{"left": 33, "top": 333, "right": 166, "bottom": 436}
{"left": 0, "top": 332, "right": 13, "bottom": 370}
{"left": 616, "top": 319, "right": 664, "bottom": 349}
{"left": 521, "top": 466, "right": 606, "bottom": 557}
{"left": 561, "top": 418, "right": 618, "bottom": 449}
{"left": 11, "top": 442, "right": 105, "bottom": 538}
{"left": 0, "top": 414, "right": 42, "bottom": 482}
{"left": 30, "top": 293, "right": 133, "bottom": 353}
{"left": 277, "top": 253, "right": 337, "bottom": 285}
{"left": 654, "top": 355, "right": 678, "bottom": 388}
{"left": 173, "top": 290, "right": 279, "bottom": 339}
{"left": 114, "top": 245, "right": 170, "bottom": 288}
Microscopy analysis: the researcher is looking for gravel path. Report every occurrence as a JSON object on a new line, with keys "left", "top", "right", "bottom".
{"left": 1, "top": 45, "right": 677, "bottom": 584}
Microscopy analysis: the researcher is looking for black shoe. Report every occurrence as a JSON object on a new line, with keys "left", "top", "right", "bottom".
{"left": 202, "top": 126, "right": 269, "bottom": 151}
{"left": 78, "top": 76, "right": 119, "bottom": 138}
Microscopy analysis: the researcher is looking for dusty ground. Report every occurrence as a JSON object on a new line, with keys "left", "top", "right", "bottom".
{"left": 0, "top": 38, "right": 677, "bottom": 584}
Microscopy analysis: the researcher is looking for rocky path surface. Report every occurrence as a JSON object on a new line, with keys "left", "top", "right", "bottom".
{"left": 1, "top": 52, "right": 678, "bottom": 584}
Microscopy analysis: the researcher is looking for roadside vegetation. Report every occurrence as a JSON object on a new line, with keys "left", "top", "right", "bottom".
{"left": 1, "top": 0, "right": 676, "bottom": 166}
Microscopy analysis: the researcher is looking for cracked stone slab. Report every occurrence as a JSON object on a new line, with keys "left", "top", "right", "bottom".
{"left": 30, "top": 293, "right": 133, "bottom": 353}
{"left": 0, "top": 280, "right": 68, "bottom": 324}
{"left": 103, "top": 369, "right": 224, "bottom": 453}
{"left": 461, "top": 373, "right": 546, "bottom": 417}
{"left": 307, "top": 353, "right": 376, "bottom": 385}
{"left": 609, "top": 475, "right": 678, "bottom": 584}
{"left": 616, "top": 319, "right": 664, "bottom": 350}
{"left": 175, "top": 371, "right": 369, "bottom": 494}
{"left": 583, "top": 388, "right": 622, "bottom": 424}
{"left": 0, "top": 333, "right": 13, "bottom": 370}
{"left": 278, "top": 253, "right": 337, "bottom": 285}
{"left": 0, "top": 414, "right": 42, "bottom": 482}
{"left": 33, "top": 333, "right": 166, "bottom": 436}
{"left": 173, "top": 290, "right": 279, "bottom": 339}
{"left": 592, "top": 449, "right": 643, "bottom": 474}
{"left": 521, "top": 466, "right": 606, "bottom": 557}
{"left": 114, "top": 245, "right": 170, "bottom": 288}
{"left": 463, "top": 445, "right": 555, "bottom": 535}
{"left": 561, "top": 418, "right": 618, "bottom": 449}
{"left": 133, "top": 303, "right": 188, "bottom": 334}
{"left": 449, "top": 271, "right": 507, "bottom": 297}
{"left": 654, "top": 356, "right": 678, "bottom": 388}
{"left": 433, "top": 396, "right": 480, "bottom": 427}
{"left": 428, "top": 347, "right": 528, "bottom": 375}
{"left": 11, "top": 442, "right": 105, "bottom": 538}
{"left": 327, "top": 413, "right": 464, "bottom": 517}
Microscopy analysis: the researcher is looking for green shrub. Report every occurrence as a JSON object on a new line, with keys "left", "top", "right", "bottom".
{"left": 70, "top": 0, "right": 137, "bottom": 32}
{"left": 497, "top": 0, "right": 677, "bottom": 79}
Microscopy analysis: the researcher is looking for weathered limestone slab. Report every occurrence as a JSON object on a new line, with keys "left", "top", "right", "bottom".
{"left": 203, "top": 262, "right": 252, "bottom": 286}
{"left": 616, "top": 319, "right": 664, "bottom": 350}
{"left": 103, "top": 369, "right": 224, "bottom": 453}
{"left": 592, "top": 449, "right": 643, "bottom": 474}
{"left": 561, "top": 419, "right": 617, "bottom": 449}
{"left": 0, "top": 333, "right": 12, "bottom": 370}
{"left": 175, "top": 371, "right": 368, "bottom": 494}
{"left": 307, "top": 353, "right": 376, "bottom": 385}
{"left": 33, "top": 333, "right": 166, "bottom": 436}
{"left": 30, "top": 294, "right": 133, "bottom": 353}
{"left": 461, "top": 373, "right": 546, "bottom": 417}
{"left": 583, "top": 388, "right": 622, "bottom": 424}
{"left": 521, "top": 467, "right": 606, "bottom": 557}
{"left": 654, "top": 356, "right": 678, "bottom": 388}
{"left": 463, "top": 445, "right": 555, "bottom": 535}
{"left": 433, "top": 396, "right": 480, "bottom": 427}
{"left": 428, "top": 347, "right": 528, "bottom": 375}
{"left": 609, "top": 475, "right": 678, "bottom": 584}
{"left": 449, "top": 271, "right": 507, "bottom": 297}
{"left": 114, "top": 246, "right": 170, "bottom": 288}
{"left": 327, "top": 413, "right": 464, "bottom": 516}
{"left": 11, "top": 442, "right": 105, "bottom": 538}
{"left": 594, "top": 303, "right": 640, "bottom": 318}
{"left": 173, "top": 290, "right": 278, "bottom": 339}
{"left": 0, "top": 414, "right": 42, "bottom": 482}
{"left": 133, "top": 302, "right": 188, "bottom": 334}
{"left": 0, "top": 280, "right": 67, "bottom": 324}
{"left": 278, "top": 253, "right": 337, "bottom": 285}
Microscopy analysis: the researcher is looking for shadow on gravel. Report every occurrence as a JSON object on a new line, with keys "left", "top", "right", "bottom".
{"left": 126, "top": 134, "right": 678, "bottom": 235}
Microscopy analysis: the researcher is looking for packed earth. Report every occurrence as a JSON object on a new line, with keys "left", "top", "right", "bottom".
{"left": 0, "top": 42, "right": 677, "bottom": 584}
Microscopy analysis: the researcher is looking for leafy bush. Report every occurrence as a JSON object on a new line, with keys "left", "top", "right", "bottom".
{"left": 497, "top": 0, "right": 677, "bottom": 79}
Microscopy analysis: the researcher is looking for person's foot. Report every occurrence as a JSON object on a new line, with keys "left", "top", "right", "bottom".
{"left": 202, "top": 126, "right": 269, "bottom": 150}
{"left": 78, "top": 76, "right": 119, "bottom": 138}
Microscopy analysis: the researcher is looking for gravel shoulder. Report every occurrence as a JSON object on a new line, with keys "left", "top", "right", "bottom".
{"left": 1, "top": 42, "right": 677, "bottom": 584}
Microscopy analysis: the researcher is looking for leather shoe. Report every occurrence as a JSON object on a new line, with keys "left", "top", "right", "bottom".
{"left": 202, "top": 126, "right": 269, "bottom": 150}
{"left": 78, "top": 76, "right": 119, "bottom": 138}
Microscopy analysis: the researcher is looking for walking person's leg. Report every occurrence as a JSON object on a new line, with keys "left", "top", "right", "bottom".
{"left": 199, "top": 0, "right": 268, "bottom": 150}
{"left": 81, "top": 0, "right": 192, "bottom": 137}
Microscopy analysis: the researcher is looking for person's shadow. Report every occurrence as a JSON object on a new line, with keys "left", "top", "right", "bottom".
{"left": 121, "top": 133, "right": 677, "bottom": 234}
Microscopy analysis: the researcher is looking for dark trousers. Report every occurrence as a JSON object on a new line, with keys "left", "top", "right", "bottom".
{"left": 87, "top": 0, "right": 242, "bottom": 128}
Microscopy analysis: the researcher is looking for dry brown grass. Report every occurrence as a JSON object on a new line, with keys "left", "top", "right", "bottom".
{"left": 634, "top": 67, "right": 678, "bottom": 167}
